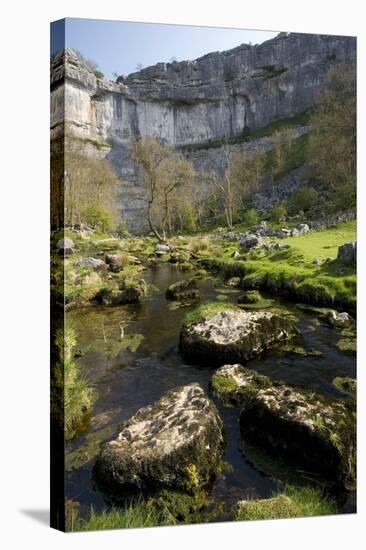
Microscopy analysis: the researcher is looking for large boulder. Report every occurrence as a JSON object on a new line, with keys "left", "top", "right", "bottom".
{"left": 180, "top": 309, "right": 298, "bottom": 365}
{"left": 74, "top": 257, "right": 105, "bottom": 269}
{"left": 211, "top": 364, "right": 271, "bottom": 406}
{"left": 56, "top": 237, "right": 75, "bottom": 255}
{"left": 94, "top": 383, "right": 224, "bottom": 495}
{"left": 337, "top": 241, "right": 356, "bottom": 264}
{"left": 240, "top": 384, "right": 356, "bottom": 488}
{"left": 105, "top": 253, "right": 128, "bottom": 273}
{"left": 166, "top": 278, "right": 200, "bottom": 301}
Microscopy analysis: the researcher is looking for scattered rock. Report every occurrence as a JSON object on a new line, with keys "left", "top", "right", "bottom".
{"left": 105, "top": 253, "right": 128, "bottom": 273}
{"left": 180, "top": 309, "right": 298, "bottom": 365}
{"left": 155, "top": 243, "right": 171, "bottom": 256}
{"left": 240, "top": 384, "right": 356, "bottom": 488}
{"left": 337, "top": 241, "right": 356, "bottom": 264}
{"left": 239, "top": 234, "right": 264, "bottom": 250}
{"left": 211, "top": 364, "right": 271, "bottom": 406}
{"left": 166, "top": 279, "right": 200, "bottom": 301}
{"left": 278, "top": 228, "right": 291, "bottom": 239}
{"left": 227, "top": 277, "right": 241, "bottom": 288}
{"left": 297, "top": 223, "right": 310, "bottom": 235}
{"left": 237, "top": 290, "right": 262, "bottom": 304}
{"left": 325, "top": 310, "right": 352, "bottom": 328}
{"left": 57, "top": 237, "right": 75, "bottom": 255}
{"left": 74, "top": 257, "right": 105, "bottom": 269}
{"left": 94, "top": 280, "right": 146, "bottom": 305}
{"left": 231, "top": 250, "right": 240, "bottom": 259}
{"left": 93, "top": 383, "right": 224, "bottom": 495}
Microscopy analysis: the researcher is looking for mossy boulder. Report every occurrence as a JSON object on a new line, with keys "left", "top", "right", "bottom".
{"left": 94, "top": 383, "right": 224, "bottom": 497}
{"left": 240, "top": 385, "right": 356, "bottom": 489}
{"left": 324, "top": 310, "right": 352, "bottom": 328}
{"left": 237, "top": 290, "right": 263, "bottom": 304}
{"left": 94, "top": 280, "right": 146, "bottom": 306}
{"left": 211, "top": 364, "right": 271, "bottom": 406}
{"left": 235, "top": 495, "right": 299, "bottom": 521}
{"left": 166, "top": 279, "right": 200, "bottom": 301}
{"left": 332, "top": 376, "right": 356, "bottom": 399}
{"left": 180, "top": 309, "right": 298, "bottom": 365}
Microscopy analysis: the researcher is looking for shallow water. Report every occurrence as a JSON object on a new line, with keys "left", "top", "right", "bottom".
{"left": 66, "top": 263, "right": 356, "bottom": 518}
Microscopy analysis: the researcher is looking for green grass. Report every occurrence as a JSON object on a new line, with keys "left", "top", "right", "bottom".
{"left": 196, "top": 221, "right": 356, "bottom": 311}
{"left": 183, "top": 301, "right": 239, "bottom": 326}
{"left": 235, "top": 486, "right": 337, "bottom": 522}
{"left": 72, "top": 501, "right": 166, "bottom": 531}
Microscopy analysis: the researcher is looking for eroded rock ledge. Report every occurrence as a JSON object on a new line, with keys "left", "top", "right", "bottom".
{"left": 93, "top": 383, "right": 224, "bottom": 496}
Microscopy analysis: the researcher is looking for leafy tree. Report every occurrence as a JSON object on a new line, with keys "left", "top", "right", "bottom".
{"left": 308, "top": 64, "right": 356, "bottom": 207}
{"left": 287, "top": 186, "right": 317, "bottom": 214}
{"left": 131, "top": 137, "right": 196, "bottom": 241}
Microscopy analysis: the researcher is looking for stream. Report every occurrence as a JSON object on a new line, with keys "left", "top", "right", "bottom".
{"left": 65, "top": 263, "right": 356, "bottom": 519}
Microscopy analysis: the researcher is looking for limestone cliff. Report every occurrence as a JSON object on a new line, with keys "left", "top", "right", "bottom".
{"left": 50, "top": 32, "right": 356, "bottom": 230}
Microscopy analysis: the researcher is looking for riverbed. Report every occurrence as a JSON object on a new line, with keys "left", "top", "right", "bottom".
{"left": 65, "top": 263, "right": 356, "bottom": 519}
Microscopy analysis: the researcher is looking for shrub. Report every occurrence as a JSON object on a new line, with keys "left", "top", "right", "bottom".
{"left": 242, "top": 208, "right": 259, "bottom": 227}
{"left": 94, "top": 70, "right": 104, "bottom": 79}
{"left": 83, "top": 203, "right": 113, "bottom": 233}
{"left": 287, "top": 186, "right": 317, "bottom": 214}
{"left": 271, "top": 202, "right": 287, "bottom": 222}
{"left": 188, "top": 237, "right": 210, "bottom": 253}
{"left": 54, "top": 326, "right": 95, "bottom": 440}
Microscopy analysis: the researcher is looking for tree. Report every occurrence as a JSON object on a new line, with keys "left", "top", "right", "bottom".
{"left": 63, "top": 138, "right": 120, "bottom": 229}
{"left": 131, "top": 137, "right": 195, "bottom": 241}
{"left": 271, "top": 127, "right": 297, "bottom": 176}
{"left": 308, "top": 64, "right": 356, "bottom": 208}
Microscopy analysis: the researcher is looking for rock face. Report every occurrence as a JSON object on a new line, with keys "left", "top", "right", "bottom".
{"left": 240, "top": 384, "right": 356, "bottom": 488}
{"left": 337, "top": 241, "right": 357, "bottom": 264}
{"left": 165, "top": 279, "right": 200, "bottom": 301}
{"left": 51, "top": 34, "right": 355, "bottom": 230}
{"left": 180, "top": 309, "right": 298, "bottom": 364}
{"left": 94, "top": 383, "right": 224, "bottom": 495}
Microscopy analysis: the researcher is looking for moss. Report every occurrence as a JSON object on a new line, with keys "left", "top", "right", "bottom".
{"left": 237, "top": 290, "right": 263, "bottom": 304}
{"left": 183, "top": 301, "right": 239, "bottom": 326}
{"left": 336, "top": 337, "right": 356, "bottom": 355}
{"left": 235, "top": 486, "right": 337, "bottom": 521}
{"left": 211, "top": 365, "right": 271, "bottom": 407}
{"left": 332, "top": 377, "right": 356, "bottom": 398}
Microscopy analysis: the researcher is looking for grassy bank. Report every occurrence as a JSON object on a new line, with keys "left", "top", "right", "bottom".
{"left": 193, "top": 221, "right": 356, "bottom": 312}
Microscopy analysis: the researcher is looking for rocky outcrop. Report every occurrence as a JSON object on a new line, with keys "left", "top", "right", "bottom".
{"left": 180, "top": 309, "right": 298, "bottom": 365}
{"left": 93, "top": 383, "right": 224, "bottom": 495}
{"left": 240, "top": 384, "right": 356, "bottom": 488}
{"left": 51, "top": 34, "right": 355, "bottom": 230}
{"left": 166, "top": 279, "right": 200, "bottom": 301}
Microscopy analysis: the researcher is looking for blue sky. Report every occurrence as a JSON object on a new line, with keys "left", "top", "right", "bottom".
{"left": 51, "top": 18, "right": 278, "bottom": 79}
